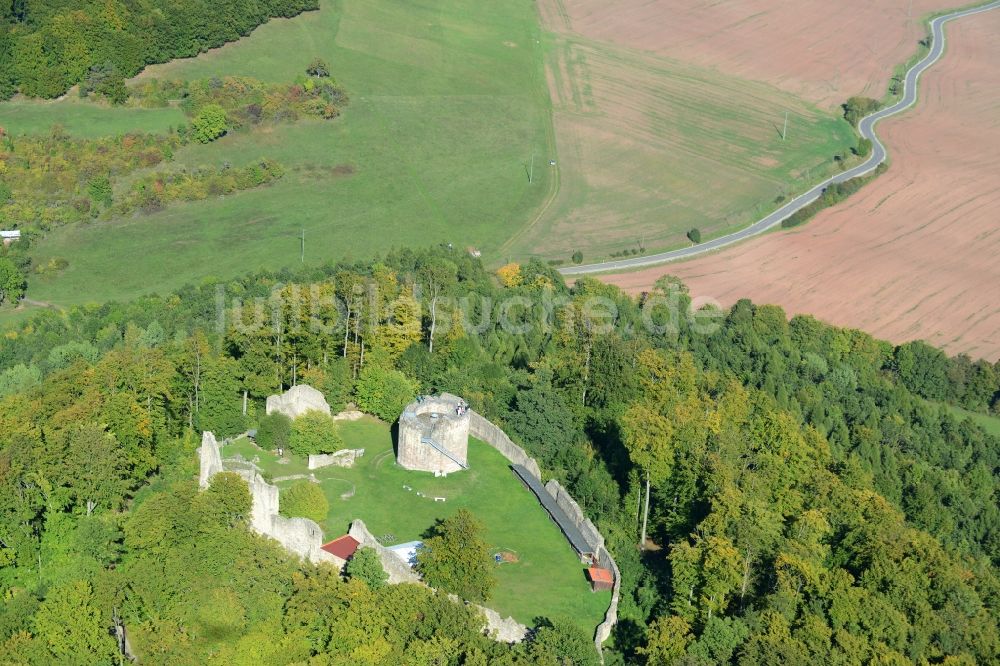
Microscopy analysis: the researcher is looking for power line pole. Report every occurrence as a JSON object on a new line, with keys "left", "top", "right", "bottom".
{"left": 528, "top": 152, "right": 535, "bottom": 184}
{"left": 782, "top": 111, "right": 789, "bottom": 141}
{"left": 300, "top": 228, "right": 305, "bottom": 263}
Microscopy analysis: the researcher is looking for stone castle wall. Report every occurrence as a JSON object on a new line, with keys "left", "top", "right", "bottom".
{"left": 266, "top": 384, "right": 331, "bottom": 419}
{"left": 545, "top": 480, "right": 606, "bottom": 554}
{"left": 594, "top": 544, "right": 621, "bottom": 647}
{"left": 539, "top": 477, "right": 622, "bottom": 641}
{"left": 348, "top": 519, "right": 422, "bottom": 585}
{"left": 467, "top": 412, "right": 542, "bottom": 479}
{"left": 349, "top": 519, "right": 529, "bottom": 643}
{"left": 198, "top": 431, "right": 224, "bottom": 489}
{"left": 467, "top": 409, "right": 619, "bottom": 656}
{"left": 198, "top": 431, "right": 342, "bottom": 567}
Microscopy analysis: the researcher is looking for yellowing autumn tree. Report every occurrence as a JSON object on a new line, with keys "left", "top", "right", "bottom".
{"left": 621, "top": 349, "right": 709, "bottom": 548}
{"left": 496, "top": 262, "right": 522, "bottom": 288}
{"left": 376, "top": 292, "right": 422, "bottom": 360}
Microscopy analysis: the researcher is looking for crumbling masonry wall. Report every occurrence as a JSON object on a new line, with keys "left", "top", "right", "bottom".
{"left": 349, "top": 519, "right": 529, "bottom": 643}
{"left": 266, "top": 384, "right": 331, "bottom": 419}
{"left": 468, "top": 409, "right": 619, "bottom": 656}
{"left": 198, "top": 432, "right": 224, "bottom": 488}
{"left": 348, "top": 519, "right": 424, "bottom": 585}
{"left": 594, "top": 545, "right": 621, "bottom": 647}
{"left": 198, "top": 431, "right": 342, "bottom": 567}
{"left": 308, "top": 448, "right": 365, "bottom": 470}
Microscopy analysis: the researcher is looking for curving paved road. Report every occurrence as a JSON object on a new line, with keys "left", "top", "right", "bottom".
{"left": 559, "top": 0, "right": 1000, "bottom": 277}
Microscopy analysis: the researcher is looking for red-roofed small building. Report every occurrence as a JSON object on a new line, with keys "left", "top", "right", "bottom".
{"left": 586, "top": 567, "right": 614, "bottom": 592}
{"left": 320, "top": 534, "right": 360, "bottom": 567}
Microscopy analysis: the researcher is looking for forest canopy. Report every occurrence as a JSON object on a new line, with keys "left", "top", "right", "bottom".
{"left": 0, "top": 247, "right": 998, "bottom": 663}
{"left": 0, "top": 0, "right": 319, "bottom": 99}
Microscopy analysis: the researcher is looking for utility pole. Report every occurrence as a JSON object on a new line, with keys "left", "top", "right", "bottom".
{"left": 300, "top": 229, "right": 305, "bottom": 263}
{"left": 782, "top": 111, "right": 789, "bottom": 141}
{"left": 528, "top": 152, "right": 535, "bottom": 184}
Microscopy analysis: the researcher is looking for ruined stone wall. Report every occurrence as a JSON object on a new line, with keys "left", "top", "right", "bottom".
{"left": 468, "top": 410, "right": 619, "bottom": 655}
{"left": 349, "top": 519, "right": 528, "bottom": 643}
{"left": 467, "top": 412, "right": 542, "bottom": 479}
{"left": 266, "top": 384, "right": 331, "bottom": 419}
{"left": 234, "top": 469, "right": 278, "bottom": 535}
{"left": 200, "top": 431, "right": 340, "bottom": 567}
{"left": 451, "top": 595, "right": 530, "bottom": 644}
{"left": 348, "top": 519, "right": 422, "bottom": 585}
{"left": 308, "top": 449, "right": 364, "bottom": 470}
{"left": 594, "top": 544, "right": 621, "bottom": 647}
{"left": 198, "top": 431, "right": 224, "bottom": 489}
{"left": 268, "top": 511, "right": 341, "bottom": 565}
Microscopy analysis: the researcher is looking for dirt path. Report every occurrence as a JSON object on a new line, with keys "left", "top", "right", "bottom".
{"left": 601, "top": 11, "right": 1000, "bottom": 360}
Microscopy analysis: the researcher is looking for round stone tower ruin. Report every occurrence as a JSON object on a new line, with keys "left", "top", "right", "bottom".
{"left": 397, "top": 393, "right": 470, "bottom": 473}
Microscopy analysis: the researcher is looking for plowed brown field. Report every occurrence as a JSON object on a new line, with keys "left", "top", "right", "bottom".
{"left": 602, "top": 11, "right": 1000, "bottom": 360}
{"left": 541, "top": 0, "right": 964, "bottom": 109}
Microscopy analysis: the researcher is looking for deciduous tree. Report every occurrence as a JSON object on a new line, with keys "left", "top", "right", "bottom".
{"left": 417, "top": 509, "right": 496, "bottom": 602}
{"left": 289, "top": 409, "right": 343, "bottom": 455}
{"left": 191, "top": 104, "right": 228, "bottom": 143}
{"left": 279, "top": 480, "right": 329, "bottom": 523}
{"left": 256, "top": 412, "right": 292, "bottom": 451}
{"left": 0, "top": 257, "right": 25, "bottom": 304}
{"left": 345, "top": 547, "right": 388, "bottom": 589}
{"left": 353, "top": 360, "right": 415, "bottom": 422}
{"left": 33, "top": 580, "right": 116, "bottom": 665}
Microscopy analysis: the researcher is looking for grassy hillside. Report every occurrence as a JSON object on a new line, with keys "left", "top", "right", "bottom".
{"left": 1, "top": 0, "right": 861, "bottom": 315}
{"left": 944, "top": 403, "right": 1000, "bottom": 437}
{"left": 504, "top": 34, "right": 857, "bottom": 261}
{"left": 2, "top": 0, "right": 553, "bottom": 311}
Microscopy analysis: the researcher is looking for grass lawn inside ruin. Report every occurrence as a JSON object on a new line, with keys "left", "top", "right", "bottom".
{"left": 224, "top": 417, "right": 610, "bottom": 633}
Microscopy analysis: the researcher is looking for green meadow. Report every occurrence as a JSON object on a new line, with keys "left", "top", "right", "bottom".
{"left": 0, "top": 0, "right": 861, "bottom": 317}
{"left": 2, "top": 0, "right": 553, "bottom": 311}
{"left": 943, "top": 404, "right": 1000, "bottom": 437}
{"left": 225, "top": 418, "right": 610, "bottom": 633}
{"left": 0, "top": 96, "right": 184, "bottom": 137}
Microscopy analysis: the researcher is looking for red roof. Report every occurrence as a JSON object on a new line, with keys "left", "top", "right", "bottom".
{"left": 586, "top": 567, "right": 613, "bottom": 585}
{"left": 321, "top": 535, "right": 360, "bottom": 560}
